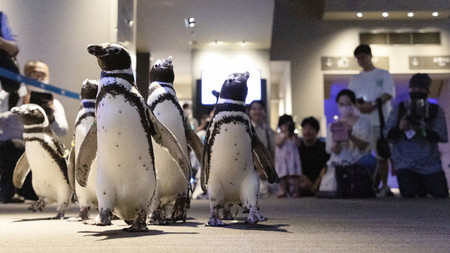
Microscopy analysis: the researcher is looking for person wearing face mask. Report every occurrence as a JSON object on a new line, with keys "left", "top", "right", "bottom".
{"left": 326, "top": 89, "right": 372, "bottom": 166}
{"left": 320, "top": 89, "right": 374, "bottom": 198}
{"left": 348, "top": 44, "right": 395, "bottom": 197}
{"left": 384, "top": 74, "right": 448, "bottom": 198}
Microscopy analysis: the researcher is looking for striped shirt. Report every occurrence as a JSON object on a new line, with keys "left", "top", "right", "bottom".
{"left": 384, "top": 101, "right": 448, "bottom": 175}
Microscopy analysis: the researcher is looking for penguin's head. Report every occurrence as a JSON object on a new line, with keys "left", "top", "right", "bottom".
{"left": 149, "top": 56, "right": 175, "bottom": 83}
{"left": 87, "top": 42, "right": 131, "bottom": 71}
{"left": 218, "top": 72, "right": 250, "bottom": 102}
{"left": 81, "top": 79, "right": 99, "bottom": 100}
{"left": 11, "top": 104, "right": 49, "bottom": 126}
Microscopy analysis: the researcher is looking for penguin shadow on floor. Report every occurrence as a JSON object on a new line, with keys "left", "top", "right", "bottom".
{"left": 78, "top": 229, "right": 198, "bottom": 241}
{"left": 206, "top": 217, "right": 291, "bottom": 233}
{"left": 13, "top": 216, "right": 72, "bottom": 222}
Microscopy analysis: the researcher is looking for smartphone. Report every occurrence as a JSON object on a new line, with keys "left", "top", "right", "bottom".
{"left": 30, "top": 91, "right": 53, "bottom": 105}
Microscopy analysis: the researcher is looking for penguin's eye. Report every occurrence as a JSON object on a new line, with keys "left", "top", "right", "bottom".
{"left": 113, "top": 49, "right": 120, "bottom": 54}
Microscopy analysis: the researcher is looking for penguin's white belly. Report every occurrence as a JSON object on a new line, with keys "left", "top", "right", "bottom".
{"left": 208, "top": 123, "right": 256, "bottom": 203}
{"left": 75, "top": 117, "right": 98, "bottom": 208}
{"left": 96, "top": 96, "right": 156, "bottom": 219}
{"left": 152, "top": 102, "right": 188, "bottom": 203}
{"left": 25, "top": 142, "right": 71, "bottom": 203}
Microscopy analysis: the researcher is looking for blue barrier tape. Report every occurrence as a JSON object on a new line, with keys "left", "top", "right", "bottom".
{"left": 0, "top": 67, "right": 81, "bottom": 100}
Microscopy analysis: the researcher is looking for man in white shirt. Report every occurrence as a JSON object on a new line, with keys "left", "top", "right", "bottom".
{"left": 348, "top": 44, "right": 395, "bottom": 197}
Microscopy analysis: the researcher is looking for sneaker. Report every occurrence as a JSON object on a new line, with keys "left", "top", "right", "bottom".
{"left": 3, "top": 194, "right": 25, "bottom": 203}
{"left": 376, "top": 186, "right": 394, "bottom": 198}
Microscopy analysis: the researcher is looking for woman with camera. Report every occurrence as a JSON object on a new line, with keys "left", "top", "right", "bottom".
{"left": 275, "top": 114, "right": 301, "bottom": 198}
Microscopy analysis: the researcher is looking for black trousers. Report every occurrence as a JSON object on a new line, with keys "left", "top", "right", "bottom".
{"left": 0, "top": 141, "right": 37, "bottom": 201}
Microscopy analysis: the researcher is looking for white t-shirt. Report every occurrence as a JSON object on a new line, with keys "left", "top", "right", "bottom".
{"left": 348, "top": 68, "right": 395, "bottom": 126}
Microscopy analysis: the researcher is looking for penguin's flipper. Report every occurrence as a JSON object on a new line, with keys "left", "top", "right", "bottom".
{"left": 186, "top": 128, "right": 203, "bottom": 163}
{"left": 67, "top": 145, "right": 76, "bottom": 191}
{"left": 12, "top": 153, "right": 31, "bottom": 189}
{"left": 200, "top": 148, "right": 209, "bottom": 192}
{"left": 200, "top": 124, "right": 213, "bottom": 192}
{"left": 147, "top": 108, "right": 191, "bottom": 182}
{"left": 252, "top": 131, "right": 279, "bottom": 184}
{"left": 76, "top": 124, "right": 97, "bottom": 187}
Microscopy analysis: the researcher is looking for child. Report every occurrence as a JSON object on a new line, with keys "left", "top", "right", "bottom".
{"left": 275, "top": 114, "right": 302, "bottom": 198}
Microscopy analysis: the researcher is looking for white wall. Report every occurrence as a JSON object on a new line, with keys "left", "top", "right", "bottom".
{"left": 1, "top": 0, "right": 117, "bottom": 146}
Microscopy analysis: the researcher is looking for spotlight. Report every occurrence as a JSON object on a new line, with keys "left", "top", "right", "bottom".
{"left": 184, "top": 17, "right": 195, "bottom": 28}
{"left": 432, "top": 12, "right": 439, "bottom": 17}
{"left": 407, "top": 12, "right": 414, "bottom": 17}
{"left": 382, "top": 12, "right": 389, "bottom": 18}
{"left": 356, "top": 12, "right": 363, "bottom": 18}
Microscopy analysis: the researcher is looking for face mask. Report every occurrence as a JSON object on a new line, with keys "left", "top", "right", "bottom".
{"left": 409, "top": 92, "right": 427, "bottom": 100}
{"left": 338, "top": 105, "right": 354, "bottom": 117}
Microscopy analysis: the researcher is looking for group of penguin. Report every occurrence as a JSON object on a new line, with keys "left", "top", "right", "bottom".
{"left": 9, "top": 42, "right": 279, "bottom": 232}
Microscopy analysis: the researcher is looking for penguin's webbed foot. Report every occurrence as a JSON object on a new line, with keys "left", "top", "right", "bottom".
{"left": 94, "top": 208, "right": 112, "bottom": 226}
{"left": 222, "top": 203, "right": 237, "bottom": 220}
{"left": 171, "top": 196, "right": 188, "bottom": 223}
{"left": 206, "top": 216, "right": 226, "bottom": 226}
{"left": 76, "top": 207, "right": 90, "bottom": 221}
{"left": 124, "top": 209, "right": 148, "bottom": 232}
{"left": 206, "top": 207, "right": 226, "bottom": 226}
{"left": 55, "top": 210, "right": 65, "bottom": 219}
{"left": 28, "top": 199, "right": 46, "bottom": 212}
{"left": 148, "top": 209, "right": 169, "bottom": 225}
{"left": 245, "top": 207, "right": 267, "bottom": 225}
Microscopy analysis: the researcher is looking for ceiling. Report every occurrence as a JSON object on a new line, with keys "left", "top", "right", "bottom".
{"left": 136, "top": 0, "right": 275, "bottom": 86}
{"left": 134, "top": 0, "right": 450, "bottom": 88}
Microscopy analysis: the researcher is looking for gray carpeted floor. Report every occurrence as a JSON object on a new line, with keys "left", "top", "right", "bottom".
{"left": 0, "top": 196, "right": 449, "bottom": 252}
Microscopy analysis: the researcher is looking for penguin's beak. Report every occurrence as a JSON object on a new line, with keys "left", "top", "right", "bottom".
{"left": 10, "top": 106, "right": 22, "bottom": 114}
{"left": 87, "top": 45, "right": 106, "bottom": 57}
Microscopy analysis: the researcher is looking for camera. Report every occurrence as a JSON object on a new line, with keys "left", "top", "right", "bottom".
{"left": 288, "top": 121, "right": 296, "bottom": 135}
{"left": 405, "top": 98, "right": 426, "bottom": 128}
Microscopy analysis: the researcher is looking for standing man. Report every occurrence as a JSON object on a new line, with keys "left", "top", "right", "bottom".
{"left": 348, "top": 44, "right": 395, "bottom": 197}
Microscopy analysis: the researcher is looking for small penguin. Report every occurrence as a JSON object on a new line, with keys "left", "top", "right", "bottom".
{"left": 201, "top": 72, "right": 278, "bottom": 226}
{"left": 146, "top": 56, "right": 203, "bottom": 224}
{"left": 80, "top": 42, "right": 191, "bottom": 232}
{"left": 11, "top": 104, "right": 72, "bottom": 219}
{"left": 67, "top": 79, "right": 99, "bottom": 221}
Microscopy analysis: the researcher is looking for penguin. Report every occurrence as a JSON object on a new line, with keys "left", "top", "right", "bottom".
{"left": 11, "top": 104, "right": 72, "bottom": 219}
{"left": 67, "top": 79, "right": 99, "bottom": 221}
{"left": 146, "top": 56, "right": 203, "bottom": 224}
{"left": 80, "top": 42, "right": 192, "bottom": 232}
{"left": 201, "top": 72, "right": 278, "bottom": 226}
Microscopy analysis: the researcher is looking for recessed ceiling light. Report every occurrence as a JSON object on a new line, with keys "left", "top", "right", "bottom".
{"left": 184, "top": 17, "right": 195, "bottom": 28}
{"left": 432, "top": 12, "right": 439, "bottom": 17}
{"left": 356, "top": 12, "right": 363, "bottom": 18}
{"left": 407, "top": 12, "right": 414, "bottom": 17}
{"left": 382, "top": 12, "right": 389, "bottom": 18}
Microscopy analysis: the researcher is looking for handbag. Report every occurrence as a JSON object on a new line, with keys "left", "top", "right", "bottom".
{"left": 335, "top": 163, "right": 375, "bottom": 198}
{"left": 376, "top": 98, "right": 391, "bottom": 159}
{"left": 316, "top": 166, "right": 337, "bottom": 198}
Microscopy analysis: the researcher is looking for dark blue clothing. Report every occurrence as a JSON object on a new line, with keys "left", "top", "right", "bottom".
{"left": 396, "top": 169, "right": 448, "bottom": 198}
